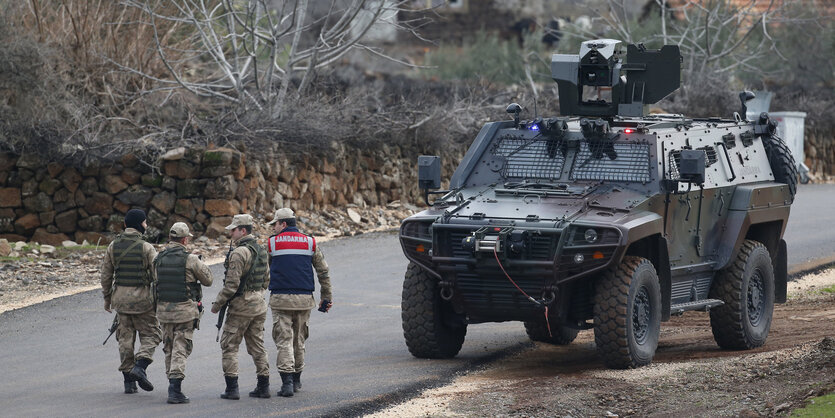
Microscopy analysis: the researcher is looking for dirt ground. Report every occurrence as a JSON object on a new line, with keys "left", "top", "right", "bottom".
{"left": 370, "top": 270, "right": 835, "bottom": 417}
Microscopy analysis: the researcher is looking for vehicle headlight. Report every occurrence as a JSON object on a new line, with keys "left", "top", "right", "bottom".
{"left": 584, "top": 228, "right": 598, "bottom": 243}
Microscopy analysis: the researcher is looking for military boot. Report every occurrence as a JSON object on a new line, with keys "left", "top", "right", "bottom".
{"left": 220, "top": 376, "right": 240, "bottom": 400}
{"left": 292, "top": 372, "right": 302, "bottom": 392}
{"left": 248, "top": 375, "right": 271, "bottom": 398}
{"left": 278, "top": 372, "right": 294, "bottom": 397}
{"left": 167, "top": 378, "right": 190, "bottom": 404}
{"left": 128, "top": 358, "right": 154, "bottom": 392}
{"left": 123, "top": 372, "right": 137, "bottom": 394}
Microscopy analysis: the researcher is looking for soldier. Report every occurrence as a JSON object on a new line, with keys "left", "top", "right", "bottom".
{"left": 100, "top": 208, "right": 162, "bottom": 394}
{"left": 211, "top": 214, "right": 271, "bottom": 400}
{"left": 154, "top": 222, "right": 213, "bottom": 404}
{"left": 266, "top": 208, "right": 332, "bottom": 397}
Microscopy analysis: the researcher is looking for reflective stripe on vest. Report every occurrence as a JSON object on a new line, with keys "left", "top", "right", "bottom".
{"left": 113, "top": 234, "right": 147, "bottom": 287}
{"left": 155, "top": 246, "right": 199, "bottom": 303}
{"left": 267, "top": 228, "right": 315, "bottom": 294}
{"left": 239, "top": 238, "right": 268, "bottom": 292}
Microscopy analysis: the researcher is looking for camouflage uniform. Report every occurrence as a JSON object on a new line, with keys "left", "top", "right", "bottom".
{"left": 100, "top": 228, "right": 162, "bottom": 373}
{"left": 212, "top": 235, "right": 270, "bottom": 378}
{"left": 269, "top": 246, "right": 332, "bottom": 374}
{"left": 154, "top": 241, "right": 213, "bottom": 380}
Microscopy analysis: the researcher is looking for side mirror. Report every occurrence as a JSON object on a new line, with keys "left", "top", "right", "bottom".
{"left": 418, "top": 155, "right": 441, "bottom": 190}
{"left": 678, "top": 150, "right": 705, "bottom": 185}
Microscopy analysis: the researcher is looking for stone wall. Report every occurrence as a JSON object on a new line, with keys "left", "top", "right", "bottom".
{"left": 0, "top": 142, "right": 464, "bottom": 245}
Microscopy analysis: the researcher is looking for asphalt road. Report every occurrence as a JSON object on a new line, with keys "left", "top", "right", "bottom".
{"left": 0, "top": 184, "right": 833, "bottom": 417}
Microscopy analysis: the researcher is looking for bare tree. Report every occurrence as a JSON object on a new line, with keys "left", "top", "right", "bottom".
{"left": 117, "top": 0, "right": 419, "bottom": 117}
{"left": 563, "top": 1, "right": 824, "bottom": 81}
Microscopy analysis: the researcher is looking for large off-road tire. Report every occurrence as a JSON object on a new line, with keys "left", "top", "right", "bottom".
{"left": 709, "top": 240, "right": 775, "bottom": 350}
{"left": 763, "top": 134, "right": 798, "bottom": 202}
{"left": 524, "top": 320, "right": 579, "bottom": 345}
{"left": 594, "top": 256, "right": 661, "bottom": 369}
{"left": 401, "top": 262, "right": 466, "bottom": 358}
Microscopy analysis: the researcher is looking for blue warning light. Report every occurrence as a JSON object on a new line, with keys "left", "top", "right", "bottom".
{"left": 530, "top": 124, "right": 540, "bottom": 131}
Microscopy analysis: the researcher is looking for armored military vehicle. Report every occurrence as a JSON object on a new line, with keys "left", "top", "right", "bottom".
{"left": 399, "top": 39, "right": 797, "bottom": 369}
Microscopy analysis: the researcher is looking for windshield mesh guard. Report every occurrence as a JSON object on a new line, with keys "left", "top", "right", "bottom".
{"left": 492, "top": 135, "right": 566, "bottom": 180}
{"left": 571, "top": 141, "right": 651, "bottom": 183}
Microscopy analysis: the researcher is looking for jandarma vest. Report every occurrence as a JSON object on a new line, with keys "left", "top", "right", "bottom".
{"left": 224, "top": 237, "right": 268, "bottom": 293}
{"left": 155, "top": 246, "right": 202, "bottom": 303}
{"left": 112, "top": 234, "right": 148, "bottom": 287}
{"left": 267, "top": 227, "right": 316, "bottom": 295}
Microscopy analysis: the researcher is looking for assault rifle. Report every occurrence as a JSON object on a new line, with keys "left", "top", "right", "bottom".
{"left": 103, "top": 315, "right": 119, "bottom": 345}
{"left": 216, "top": 240, "right": 234, "bottom": 342}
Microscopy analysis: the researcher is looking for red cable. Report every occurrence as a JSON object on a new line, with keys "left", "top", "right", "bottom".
{"left": 493, "top": 245, "right": 553, "bottom": 337}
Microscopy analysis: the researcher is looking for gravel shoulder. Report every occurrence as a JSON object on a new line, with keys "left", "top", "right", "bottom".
{"left": 368, "top": 269, "right": 835, "bottom": 417}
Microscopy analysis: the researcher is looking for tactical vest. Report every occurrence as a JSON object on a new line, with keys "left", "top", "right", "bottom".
{"left": 225, "top": 237, "right": 268, "bottom": 294}
{"left": 112, "top": 234, "right": 148, "bottom": 287}
{"left": 155, "top": 246, "right": 202, "bottom": 303}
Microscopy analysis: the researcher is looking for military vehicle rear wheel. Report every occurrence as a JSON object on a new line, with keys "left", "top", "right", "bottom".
{"left": 709, "top": 240, "right": 775, "bottom": 350}
{"left": 594, "top": 256, "right": 661, "bottom": 369}
{"left": 401, "top": 262, "right": 467, "bottom": 358}
{"left": 524, "top": 320, "right": 579, "bottom": 345}
{"left": 763, "top": 134, "right": 798, "bottom": 202}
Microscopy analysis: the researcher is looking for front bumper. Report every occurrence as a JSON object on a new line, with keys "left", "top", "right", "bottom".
{"left": 400, "top": 218, "right": 622, "bottom": 322}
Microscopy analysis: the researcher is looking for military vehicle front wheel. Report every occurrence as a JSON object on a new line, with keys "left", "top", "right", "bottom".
{"left": 709, "top": 240, "right": 775, "bottom": 350}
{"left": 594, "top": 257, "right": 661, "bottom": 369}
{"left": 524, "top": 320, "right": 579, "bottom": 345}
{"left": 401, "top": 262, "right": 467, "bottom": 359}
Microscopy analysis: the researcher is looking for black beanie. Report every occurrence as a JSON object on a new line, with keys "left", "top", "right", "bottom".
{"left": 124, "top": 209, "right": 147, "bottom": 233}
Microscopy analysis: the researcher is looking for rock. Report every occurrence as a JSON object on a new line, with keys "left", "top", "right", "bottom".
{"left": 22, "top": 278, "right": 30, "bottom": 286}
{"left": 205, "top": 216, "right": 232, "bottom": 239}
{"left": 15, "top": 154, "right": 41, "bottom": 170}
{"left": 106, "top": 214, "right": 125, "bottom": 232}
{"left": 141, "top": 174, "right": 163, "bottom": 188}
{"left": 116, "top": 185, "right": 152, "bottom": 206}
{"left": 204, "top": 199, "right": 241, "bottom": 217}
{"left": 80, "top": 177, "right": 99, "bottom": 195}
{"left": 176, "top": 179, "right": 203, "bottom": 198}
{"left": 61, "top": 240, "right": 79, "bottom": 247}
{"left": 112, "top": 200, "right": 130, "bottom": 214}
{"left": 84, "top": 192, "right": 114, "bottom": 216}
{"left": 14, "top": 213, "right": 40, "bottom": 234}
{"left": 150, "top": 191, "right": 176, "bottom": 214}
{"left": 75, "top": 231, "right": 111, "bottom": 246}
{"left": 0, "top": 188, "right": 22, "bottom": 208}
{"left": 162, "top": 147, "right": 186, "bottom": 160}
{"left": 347, "top": 208, "right": 362, "bottom": 224}
{"left": 201, "top": 148, "right": 236, "bottom": 177}
{"left": 101, "top": 175, "right": 128, "bottom": 194}
{"left": 162, "top": 176, "right": 176, "bottom": 191}
{"left": 23, "top": 192, "right": 53, "bottom": 213}
{"left": 0, "top": 208, "right": 14, "bottom": 233}
{"left": 120, "top": 153, "right": 140, "bottom": 168}
{"left": 21, "top": 179, "right": 38, "bottom": 197}
{"left": 38, "top": 178, "right": 62, "bottom": 195}
{"left": 0, "top": 153, "right": 18, "bottom": 171}
{"left": 175, "top": 199, "right": 196, "bottom": 219}
{"left": 31, "top": 229, "right": 70, "bottom": 247}
{"left": 13, "top": 241, "right": 26, "bottom": 250}
{"left": 55, "top": 210, "right": 78, "bottom": 233}
{"left": 59, "top": 168, "right": 82, "bottom": 193}
{"left": 196, "top": 236, "right": 209, "bottom": 244}
{"left": 0, "top": 239, "right": 10, "bottom": 257}
{"left": 204, "top": 175, "right": 238, "bottom": 199}
{"left": 78, "top": 215, "right": 104, "bottom": 231}
{"left": 39, "top": 210, "right": 55, "bottom": 225}
{"left": 121, "top": 168, "right": 141, "bottom": 185}
{"left": 39, "top": 244, "right": 56, "bottom": 254}
{"left": 46, "top": 162, "right": 64, "bottom": 178}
